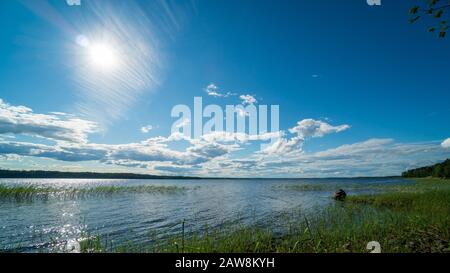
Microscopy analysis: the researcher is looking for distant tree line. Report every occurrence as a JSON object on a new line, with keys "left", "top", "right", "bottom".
{"left": 0, "top": 169, "right": 197, "bottom": 179}
{"left": 402, "top": 159, "right": 450, "bottom": 178}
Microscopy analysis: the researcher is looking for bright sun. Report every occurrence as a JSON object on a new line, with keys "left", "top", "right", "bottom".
{"left": 88, "top": 43, "right": 119, "bottom": 71}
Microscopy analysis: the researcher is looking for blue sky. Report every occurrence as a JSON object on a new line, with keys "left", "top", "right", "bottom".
{"left": 0, "top": 0, "right": 449, "bottom": 177}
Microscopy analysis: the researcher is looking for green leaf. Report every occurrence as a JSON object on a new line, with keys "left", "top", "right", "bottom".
{"left": 435, "top": 10, "right": 443, "bottom": 18}
{"left": 429, "top": 0, "right": 439, "bottom": 7}
{"left": 409, "top": 16, "right": 421, "bottom": 23}
{"left": 410, "top": 6, "right": 419, "bottom": 14}
{"left": 429, "top": 27, "right": 436, "bottom": 32}
{"left": 439, "top": 31, "right": 446, "bottom": 38}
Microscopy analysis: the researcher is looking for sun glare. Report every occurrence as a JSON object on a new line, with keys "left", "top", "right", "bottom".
{"left": 88, "top": 43, "right": 119, "bottom": 71}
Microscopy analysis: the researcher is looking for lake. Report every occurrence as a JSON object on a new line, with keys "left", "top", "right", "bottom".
{"left": 0, "top": 177, "right": 410, "bottom": 252}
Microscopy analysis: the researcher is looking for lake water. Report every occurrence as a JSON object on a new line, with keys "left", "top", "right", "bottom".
{"left": 0, "top": 177, "right": 410, "bottom": 252}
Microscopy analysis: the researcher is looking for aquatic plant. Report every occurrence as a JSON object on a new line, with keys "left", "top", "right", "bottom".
{"left": 0, "top": 184, "right": 190, "bottom": 202}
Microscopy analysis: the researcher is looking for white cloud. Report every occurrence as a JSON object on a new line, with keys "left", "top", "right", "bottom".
{"left": 204, "top": 84, "right": 259, "bottom": 108}
{"left": 441, "top": 138, "right": 450, "bottom": 148}
{"left": 260, "top": 119, "right": 350, "bottom": 155}
{"left": 0, "top": 98, "right": 98, "bottom": 143}
{"left": 0, "top": 154, "right": 23, "bottom": 161}
{"left": 66, "top": 0, "right": 81, "bottom": 6}
{"left": 187, "top": 141, "right": 238, "bottom": 160}
{"left": 239, "top": 94, "right": 257, "bottom": 105}
{"left": 261, "top": 136, "right": 304, "bottom": 155}
{"left": 1, "top": 99, "right": 447, "bottom": 177}
{"left": 214, "top": 138, "right": 449, "bottom": 178}
{"left": 291, "top": 139, "right": 447, "bottom": 177}
{"left": 0, "top": 132, "right": 239, "bottom": 169}
{"left": 310, "top": 138, "right": 394, "bottom": 160}
{"left": 1, "top": 135, "right": 447, "bottom": 178}
{"left": 204, "top": 83, "right": 235, "bottom": 97}
{"left": 289, "top": 119, "right": 350, "bottom": 138}
{"left": 140, "top": 125, "right": 153, "bottom": 133}
{"left": 205, "top": 83, "right": 222, "bottom": 97}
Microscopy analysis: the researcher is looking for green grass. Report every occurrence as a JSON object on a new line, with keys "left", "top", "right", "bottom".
{"left": 0, "top": 184, "right": 189, "bottom": 202}
{"left": 274, "top": 179, "right": 438, "bottom": 193}
{"left": 274, "top": 181, "right": 391, "bottom": 192}
{"left": 75, "top": 178, "right": 450, "bottom": 253}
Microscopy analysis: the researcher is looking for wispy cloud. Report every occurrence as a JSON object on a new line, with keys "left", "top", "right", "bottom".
{"left": 239, "top": 94, "right": 257, "bottom": 105}
{"left": 204, "top": 83, "right": 235, "bottom": 97}
{"left": 205, "top": 83, "right": 222, "bottom": 97}
{"left": 140, "top": 125, "right": 153, "bottom": 133}
{"left": 204, "top": 84, "right": 258, "bottom": 106}
{"left": 22, "top": 0, "right": 195, "bottom": 125}
{"left": 0, "top": 98, "right": 98, "bottom": 143}
{"left": 211, "top": 138, "right": 449, "bottom": 178}
{"left": 200, "top": 131, "right": 284, "bottom": 144}
{"left": 73, "top": 1, "right": 164, "bottom": 124}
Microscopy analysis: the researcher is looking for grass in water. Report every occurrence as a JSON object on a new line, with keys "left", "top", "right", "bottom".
{"left": 275, "top": 180, "right": 425, "bottom": 193}
{"left": 276, "top": 184, "right": 329, "bottom": 191}
{"left": 75, "top": 178, "right": 449, "bottom": 253}
{"left": 0, "top": 184, "right": 189, "bottom": 202}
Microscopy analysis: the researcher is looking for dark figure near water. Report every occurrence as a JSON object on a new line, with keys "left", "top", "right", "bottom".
{"left": 334, "top": 189, "right": 347, "bottom": 201}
